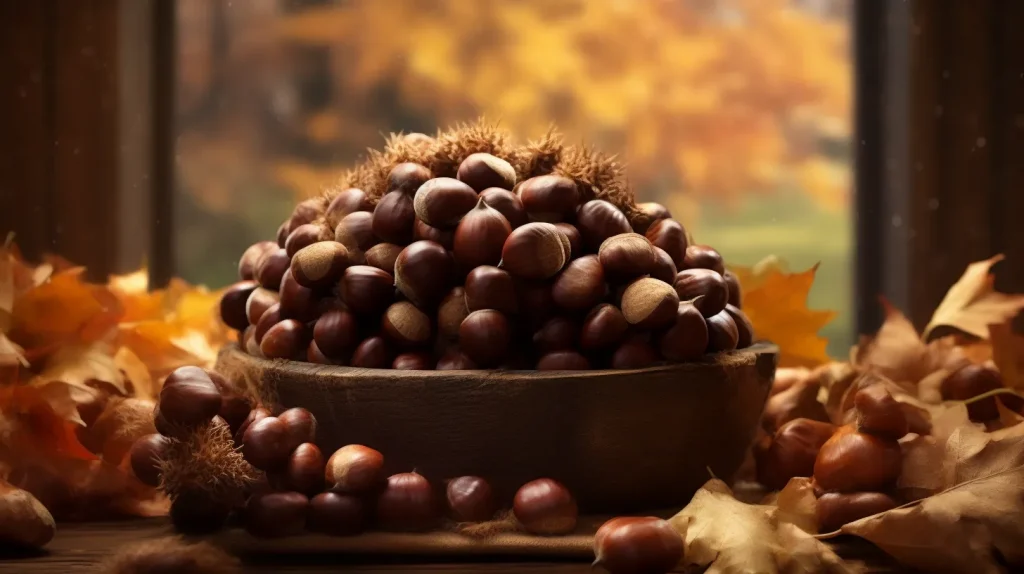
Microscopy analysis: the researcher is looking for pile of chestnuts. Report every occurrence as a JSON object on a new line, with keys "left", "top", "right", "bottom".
{"left": 219, "top": 150, "right": 754, "bottom": 370}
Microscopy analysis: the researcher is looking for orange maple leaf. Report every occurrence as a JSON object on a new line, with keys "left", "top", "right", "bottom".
{"left": 731, "top": 257, "right": 835, "bottom": 368}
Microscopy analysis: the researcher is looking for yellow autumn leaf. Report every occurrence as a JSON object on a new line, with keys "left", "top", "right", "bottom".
{"left": 733, "top": 257, "right": 835, "bottom": 368}
{"left": 923, "top": 255, "right": 1024, "bottom": 342}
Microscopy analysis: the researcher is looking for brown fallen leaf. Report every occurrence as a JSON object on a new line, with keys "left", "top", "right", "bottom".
{"left": 0, "top": 477, "right": 55, "bottom": 548}
{"left": 990, "top": 322, "right": 1024, "bottom": 390}
{"left": 852, "top": 299, "right": 959, "bottom": 385}
{"left": 923, "top": 255, "right": 1024, "bottom": 342}
{"left": 670, "top": 479, "right": 859, "bottom": 574}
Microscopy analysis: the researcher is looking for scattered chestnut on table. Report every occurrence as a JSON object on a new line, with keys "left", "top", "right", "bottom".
{"left": 593, "top": 516, "right": 684, "bottom": 574}
{"left": 375, "top": 472, "right": 439, "bottom": 532}
{"left": 512, "top": 478, "right": 578, "bottom": 535}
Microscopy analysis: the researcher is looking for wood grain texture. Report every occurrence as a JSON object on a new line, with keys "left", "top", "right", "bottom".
{"left": 216, "top": 343, "right": 777, "bottom": 513}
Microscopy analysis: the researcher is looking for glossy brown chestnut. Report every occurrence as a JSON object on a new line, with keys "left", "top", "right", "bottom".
{"left": 724, "top": 304, "right": 754, "bottom": 349}
{"left": 705, "top": 310, "right": 739, "bottom": 353}
{"left": 339, "top": 265, "right": 395, "bottom": 316}
{"left": 659, "top": 302, "right": 709, "bottom": 362}
{"left": 334, "top": 211, "right": 376, "bottom": 255}
{"left": 940, "top": 364, "right": 1007, "bottom": 421}
{"left": 413, "top": 220, "right": 455, "bottom": 250}
{"left": 413, "top": 177, "right": 478, "bottom": 227}
{"left": 207, "top": 370, "right": 253, "bottom": 434}
{"left": 610, "top": 341, "right": 660, "bottom": 369}
{"left": 239, "top": 241, "right": 278, "bottom": 281}
{"left": 673, "top": 268, "right": 729, "bottom": 318}
{"left": 308, "top": 492, "right": 367, "bottom": 536}
{"left": 632, "top": 202, "right": 673, "bottom": 234}
{"left": 816, "top": 492, "right": 898, "bottom": 533}
{"left": 393, "top": 352, "right": 433, "bottom": 370}
{"left": 284, "top": 442, "right": 326, "bottom": 495}
{"left": 754, "top": 418, "right": 836, "bottom": 491}
{"left": 394, "top": 240, "right": 454, "bottom": 307}
{"left": 446, "top": 476, "right": 497, "bottom": 523}
{"left": 326, "top": 444, "right": 385, "bottom": 493}
{"left": 286, "top": 197, "right": 322, "bottom": 233}
{"left": 242, "top": 416, "right": 292, "bottom": 471}
{"left": 278, "top": 270, "right": 317, "bottom": 323}
{"left": 306, "top": 340, "right": 334, "bottom": 364}
{"left": 381, "top": 301, "right": 433, "bottom": 348}
{"left": 255, "top": 248, "right": 290, "bottom": 290}
{"left": 290, "top": 242, "right": 352, "bottom": 290}
{"left": 245, "top": 287, "right": 280, "bottom": 327}
{"left": 387, "top": 162, "right": 432, "bottom": 196}
{"left": 593, "top": 516, "right": 683, "bottom": 574}
{"left": 129, "top": 433, "right": 169, "bottom": 486}
{"left": 245, "top": 491, "right": 308, "bottom": 538}
{"left": 512, "top": 478, "right": 578, "bottom": 535}
{"left": 533, "top": 317, "right": 580, "bottom": 354}
{"left": 682, "top": 244, "right": 725, "bottom": 275}
{"left": 576, "top": 200, "right": 631, "bottom": 251}
{"left": 158, "top": 367, "right": 222, "bottom": 428}
{"left": 437, "top": 287, "right": 469, "bottom": 340}
{"left": 220, "top": 281, "right": 258, "bottom": 331}
{"left": 459, "top": 309, "right": 511, "bottom": 367}
{"left": 479, "top": 188, "right": 528, "bottom": 228}
{"left": 372, "top": 190, "right": 416, "bottom": 245}
{"left": 285, "top": 223, "right": 331, "bottom": 257}
{"left": 598, "top": 233, "right": 658, "bottom": 279}
{"left": 464, "top": 265, "right": 518, "bottom": 315}
{"left": 325, "top": 188, "right": 372, "bottom": 228}
{"left": 554, "top": 223, "right": 582, "bottom": 259}
{"left": 813, "top": 426, "right": 902, "bottom": 493}
{"left": 350, "top": 336, "right": 391, "bottom": 368}
{"left": 516, "top": 279, "right": 557, "bottom": 329}
{"left": 517, "top": 175, "right": 579, "bottom": 222}
{"left": 376, "top": 472, "right": 439, "bottom": 532}
{"left": 537, "top": 351, "right": 591, "bottom": 370}
{"left": 436, "top": 350, "right": 478, "bottom": 370}
{"left": 313, "top": 308, "right": 359, "bottom": 359}
{"left": 650, "top": 247, "right": 678, "bottom": 285}
{"left": 365, "top": 243, "right": 403, "bottom": 274}
{"left": 500, "top": 222, "right": 570, "bottom": 279}
{"left": 620, "top": 278, "right": 679, "bottom": 330}
{"left": 234, "top": 406, "right": 271, "bottom": 446}
{"left": 853, "top": 385, "right": 909, "bottom": 440}
{"left": 552, "top": 255, "right": 607, "bottom": 312}
{"left": 454, "top": 199, "right": 512, "bottom": 269}
{"left": 580, "top": 304, "right": 628, "bottom": 351}
{"left": 763, "top": 380, "right": 829, "bottom": 434}
{"left": 260, "top": 319, "right": 308, "bottom": 360}
{"left": 457, "top": 153, "right": 516, "bottom": 192}
{"left": 275, "top": 221, "right": 289, "bottom": 247}
{"left": 644, "top": 219, "right": 689, "bottom": 268}
{"left": 723, "top": 270, "right": 742, "bottom": 307}
{"left": 278, "top": 407, "right": 317, "bottom": 451}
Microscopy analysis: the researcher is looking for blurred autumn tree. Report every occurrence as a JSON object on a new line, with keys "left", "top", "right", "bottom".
{"left": 175, "top": 0, "right": 853, "bottom": 352}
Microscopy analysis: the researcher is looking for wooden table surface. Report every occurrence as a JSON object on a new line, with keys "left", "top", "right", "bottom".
{"left": 0, "top": 518, "right": 915, "bottom": 573}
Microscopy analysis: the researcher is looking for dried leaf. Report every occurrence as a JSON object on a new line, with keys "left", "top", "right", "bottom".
{"left": 11, "top": 268, "right": 122, "bottom": 350}
{"left": 33, "top": 343, "right": 128, "bottom": 397}
{"left": 774, "top": 477, "right": 819, "bottom": 535}
{"left": 113, "top": 347, "right": 157, "bottom": 402}
{"left": 670, "top": 479, "right": 857, "bottom": 574}
{"left": 731, "top": 258, "right": 836, "bottom": 368}
{"left": 995, "top": 399, "right": 1024, "bottom": 429}
{"left": 852, "top": 299, "right": 960, "bottom": 385}
{"left": 923, "top": 255, "right": 1024, "bottom": 342}
{"left": 0, "top": 385, "right": 96, "bottom": 461}
{"left": 990, "top": 322, "right": 1024, "bottom": 390}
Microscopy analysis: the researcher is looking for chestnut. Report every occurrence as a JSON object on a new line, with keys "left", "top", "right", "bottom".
{"left": 537, "top": 351, "right": 591, "bottom": 370}
{"left": 644, "top": 219, "right": 689, "bottom": 268}
{"left": 286, "top": 197, "right": 322, "bottom": 233}
{"left": 705, "top": 310, "right": 739, "bottom": 353}
{"left": 632, "top": 202, "right": 672, "bottom": 234}
{"left": 365, "top": 243, "right": 403, "bottom": 274}
{"left": 459, "top": 310, "right": 511, "bottom": 367}
{"left": 816, "top": 492, "right": 898, "bottom": 533}
{"left": 285, "top": 223, "right": 331, "bottom": 257}
{"left": 245, "top": 491, "right": 308, "bottom": 538}
{"left": 940, "top": 364, "right": 1006, "bottom": 421}
{"left": 554, "top": 223, "right": 582, "bottom": 259}
{"left": 158, "top": 367, "right": 222, "bottom": 428}
{"left": 464, "top": 266, "right": 518, "bottom": 315}
{"left": 278, "top": 407, "right": 317, "bottom": 451}
{"left": 387, "top": 162, "right": 432, "bottom": 196}
{"left": 598, "top": 233, "right": 658, "bottom": 279}
{"left": 242, "top": 416, "right": 292, "bottom": 471}
{"left": 651, "top": 247, "right": 678, "bottom": 284}
{"left": 393, "top": 352, "right": 433, "bottom": 370}
{"left": 620, "top": 278, "right": 679, "bottom": 330}
{"left": 724, "top": 304, "right": 754, "bottom": 349}
{"left": 446, "top": 476, "right": 497, "bottom": 523}
{"left": 438, "top": 287, "right": 470, "bottom": 340}
{"left": 129, "top": 433, "right": 169, "bottom": 486}
{"left": 593, "top": 516, "right": 683, "bottom": 574}
{"left": 278, "top": 269, "right": 317, "bottom": 323}
{"left": 326, "top": 444, "right": 385, "bottom": 493}
{"left": 381, "top": 301, "right": 433, "bottom": 348}
{"left": 517, "top": 175, "right": 579, "bottom": 222}
{"left": 500, "top": 222, "right": 571, "bottom": 279}
{"left": 682, "top": 244, "right": 725, "bottom": 275}
{"left": 453, "top": 198, "right": 512, "bottom": 269}
{"left": 659, "top": 302, "right": 709, "bottom": 362}
{"left": 339, "top": 265, "right": 395, "bottom": 317}
{"left": 394, "top": 241, "right": 454, "bottom": 307}
{"left": 372, "top": 190, "right": 416, "bottom": 244}
{"left": 284, "top": 442, "right": 326, "bottom": 495}
{"left": 723, "top": 270, "right": 742, "bottom": 307}
{"left": 207, "top": 370, "right": 253, "bottom": 434}
{"left": 334, "top": 211, "right": 376, "bottom": 255}
{"left": 512, "top": 478, "right": 578, "bottom": 535}
{"left": 436, "top": 350, "right": 478, "bottom": 370}
{"left": 611, "top": 341, "right": 660, "bottom": 369}
{"left": 533, "top": 317, "right": 580, "bottom": 354}
{"left": 290, "top": 241, "right": 353, "bottom": 290}
{"left": 307, "top": 340, "right": 334, "bottom": 364}
{"left": 275, "top": 221, "right": 289, "bottom": 247}
{"left": 325, "top": 187, "right": 372, "bottom": 228}
{"left": 673, "top": 268, "right": 729, "bottom": 318}
{"left": 813, "top": 426, "right": 902, "bottom": 493}
{"left": 853, "top": 385, "right": 909, "bottom": 440}
{"left": 313, "top": 308, "right": 359, "bottom": 359}
{"left": 413, "top": 177, "right": 478, "bottom": 227}
{"left": 413, "top": 220, "right": 455, "bottom": 250}
{"left": 575, "top": 200, "right": 631, "bottom": 251}
{"left": 255, "top": 248, "right": 290, "bottom": 290}
{"left": 517, "top": 280, "right": 556, "bottom": 328}
{"left": 754, "top": 418, "right": 836, "bottom": 491}
{"left": 376, "top": 472, "right": 439, "bottom": 532}
{"left": 351, "top": 336, "right": 391, "bottom": 368}
{"left": 551, "top": 255, "right": 607, "bottom": 312}
{"left": 260, "top": 319, "right": 308, "bottom": 360}
{"left": 245, "top": 287, "right": 280, "bottom": 327}
{"left": 220, "top": 281, "right": 258, "bottom": 331}
{"left": 580, "top": 304, "right": 628, "bottom": 351}
{"left": 479, "top": 188, "right": 528, "bottom": 228}
{"left": 763, "top": 380, "right": 829, "bottom": 433}
{"left": 308, "top": 492, "right": 367, "bottom": 536}
{"left": 234, "top": 406, "right": 271, "bottom": 446}
{"left": 239, "top": 241, "right": 277, "bottom": 281}
{"left": 457, "top": 153, "right": 516, "bottom": 191}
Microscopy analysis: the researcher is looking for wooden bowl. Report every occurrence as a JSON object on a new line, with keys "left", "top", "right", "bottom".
{"left": 216, "top": 343, "right": 777, "bottom": 513}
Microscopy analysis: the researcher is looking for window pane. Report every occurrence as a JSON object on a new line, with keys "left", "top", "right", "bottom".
{"left": 175, "top": 0, "right": 853, "bottom": 356}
